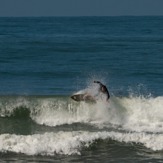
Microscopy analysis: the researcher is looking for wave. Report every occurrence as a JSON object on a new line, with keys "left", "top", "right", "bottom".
{"left": 1, "top": 95, "right": 163, "bottom": 155}
{"left": 0, "top": 130, "right": 163, "bottom": 156}
{"left": 0, "top": 95, "right": 163, "bottom": 133}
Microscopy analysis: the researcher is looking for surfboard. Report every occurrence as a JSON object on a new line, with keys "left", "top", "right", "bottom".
{"left": 71, "top": 93, "right": 96, "bottom": 103}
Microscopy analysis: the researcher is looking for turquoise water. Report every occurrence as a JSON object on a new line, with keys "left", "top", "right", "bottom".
{"left": 0, "top": 16, "right": 163, "bottom": 162}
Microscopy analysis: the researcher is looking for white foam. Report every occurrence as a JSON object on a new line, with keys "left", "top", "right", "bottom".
{"left": 110, "top": 96, "right": 163, "bottom": 133}
{"left": 33, "top": 99, "right": 110, "bottom": 126}
{"left": 1, "top": 95, "right": 163, "bottom": 134}
{"left": 1, "top": 131, "right": 163, "bottom": 156}
{"left": 28, "top": 95, "right": 163, "bottom": 134}
{"left": 0, "top": 97, "right": 29, "bottom": 117}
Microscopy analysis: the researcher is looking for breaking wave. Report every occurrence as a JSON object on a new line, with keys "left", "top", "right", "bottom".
{"left": 1, "top": 131, "right": 163, "bottom": 156}
{"left": 1, "top": 94, "right": 163, "bottom": 155}
{"left": 0, "top": 95, "right": 163, "bottom": 133}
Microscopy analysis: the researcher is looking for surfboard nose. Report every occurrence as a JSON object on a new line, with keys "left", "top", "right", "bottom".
{"left": 71, "top": 95, "right": 77, "bottom": 101}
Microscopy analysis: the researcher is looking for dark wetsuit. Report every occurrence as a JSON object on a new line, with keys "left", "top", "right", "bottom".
{"left": 94, "top": 81, "right": 110, "bottom": 101}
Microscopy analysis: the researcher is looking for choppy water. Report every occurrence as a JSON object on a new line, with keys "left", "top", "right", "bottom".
{"left": 0, "top": 16, "right": 163, "bottom": 162}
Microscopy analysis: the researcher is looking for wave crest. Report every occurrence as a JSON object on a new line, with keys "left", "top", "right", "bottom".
{"left": 1, "top": 96, "right": 163, "bottom": 133}
{"left": 1, "top": 131, "right": 163, "bottom": 156}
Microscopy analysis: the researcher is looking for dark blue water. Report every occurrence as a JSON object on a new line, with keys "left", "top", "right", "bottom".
{"left": 0, "top": 17, "right": 163, "bottom": 162}
{"left": 0, "top": 17, "right": 163, "bottom": 96}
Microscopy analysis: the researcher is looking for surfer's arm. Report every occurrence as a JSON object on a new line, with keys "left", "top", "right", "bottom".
{"left": 94, "top": 81, "right": 106, "bottom": 88}
{"left": 94, "top": 81, "right": 102, "bottom": 85}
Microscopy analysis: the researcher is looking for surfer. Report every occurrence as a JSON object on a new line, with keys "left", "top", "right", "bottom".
{"left": 71, "top": 81, "right": 110, "bottom": 102}
{"left": 94, "top": 81, "right": 110, "bottom": 101}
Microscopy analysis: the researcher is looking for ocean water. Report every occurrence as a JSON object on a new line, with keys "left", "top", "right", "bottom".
{"left": 0, "top": 16, "right": 163, "bottom": 162}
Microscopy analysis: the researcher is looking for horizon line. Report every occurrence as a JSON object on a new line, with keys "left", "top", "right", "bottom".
{"left": 0, "top": 15, "right": 163, "bottom": 18}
